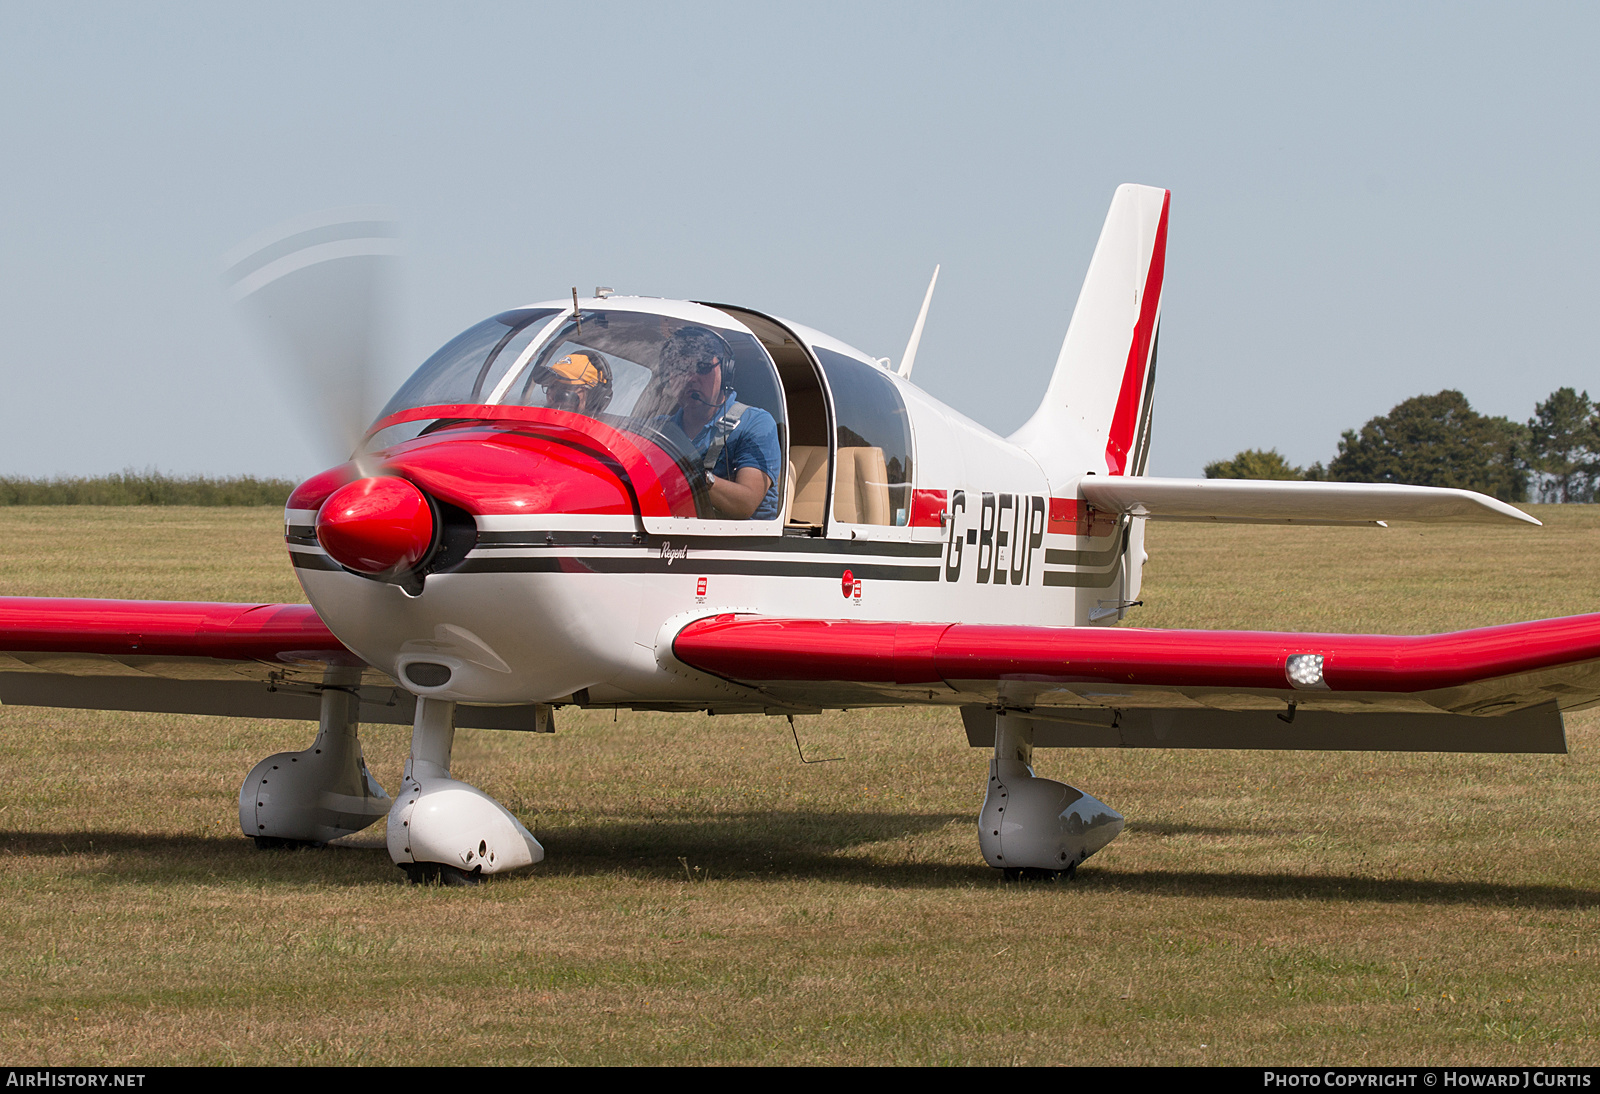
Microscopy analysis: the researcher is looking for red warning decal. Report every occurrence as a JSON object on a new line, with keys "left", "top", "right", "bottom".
{"left": 909, "top": 489, "right": 948, "bottom": 528}
{"left": 696, "top": 576, "right": 707, "bottom": 597}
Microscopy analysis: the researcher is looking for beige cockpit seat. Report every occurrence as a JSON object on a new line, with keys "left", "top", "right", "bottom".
{"left": 833, "top": 446, "right": 890, "bottom": 525}
{"left": 784, "top": 445, "right": 893, "bottom": 526}
{"left": 786, "top": 445, "right": 830, "bottom": 526}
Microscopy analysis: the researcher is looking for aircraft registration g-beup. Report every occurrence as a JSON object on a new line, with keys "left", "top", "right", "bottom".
{"left": 3, "top": 184, "right": 1598, "bottom": 884}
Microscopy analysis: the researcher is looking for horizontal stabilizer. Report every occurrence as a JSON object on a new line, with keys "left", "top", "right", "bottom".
{"left": 1077, "top": 477, "right": 1539, "bottom": 526}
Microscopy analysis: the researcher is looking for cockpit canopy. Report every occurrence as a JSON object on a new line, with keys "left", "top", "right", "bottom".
{"left": 370, "top": 298, "right": 918, "bottom": 531}
{"left": 378, "top": 305, "right": 783, "bottom": 435}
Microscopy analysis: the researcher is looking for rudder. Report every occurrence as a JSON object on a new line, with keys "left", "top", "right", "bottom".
{"left": 1010, "top": 184, "right": 1170, "bottom": 484}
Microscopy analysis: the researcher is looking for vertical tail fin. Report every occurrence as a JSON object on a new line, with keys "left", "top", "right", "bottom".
{"left": 1009, "top": 184, "right": 1169, "bottom": 483}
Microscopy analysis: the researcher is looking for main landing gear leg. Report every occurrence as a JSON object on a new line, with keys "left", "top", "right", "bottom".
{"left": 977, "top": 710, "right": 1125, "bottom": 880}
{"left": 387, "top": 696, "right": 544, "bottom": 885}
{"left": 239, "top": 668, "right": 391, "bottom": 847}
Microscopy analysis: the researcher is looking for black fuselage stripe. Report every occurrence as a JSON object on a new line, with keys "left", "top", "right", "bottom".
{"left": 1042, "top": 569, "right": 1121, "bottom": 588}
{"left": 450, "top": 556, "right": 941, "bottom": 580}
{"left": 472, "top": 532, "right": 943, "bottom": 557}
{"left": 294, "top": 542, "right": 1104, "bottom": 586}
{"left": 1043, "top": 545, "right": 1121, "bottom": 567}
{"left": 292, "top": 532, "right": 942, "bottom": 559}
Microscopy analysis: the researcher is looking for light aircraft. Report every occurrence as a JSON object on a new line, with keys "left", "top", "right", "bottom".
{"left": 3, "top": 184, "right": 1597, "bottom": 884}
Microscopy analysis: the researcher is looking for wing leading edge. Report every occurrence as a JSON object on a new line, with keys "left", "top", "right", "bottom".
{"left": 673, "top": 614, "right": 1600, "bottom": 754}
{"left": 0, "top": 597, "right": 547, "bottom": 730}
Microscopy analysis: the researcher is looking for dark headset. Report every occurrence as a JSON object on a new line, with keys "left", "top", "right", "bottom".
{"left": 662, "top": 326, "right": 736, "bottom": 397}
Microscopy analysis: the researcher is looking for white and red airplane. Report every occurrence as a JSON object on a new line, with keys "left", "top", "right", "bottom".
{"left": 3, "top": 184, "right": 1596, "bottom": 884}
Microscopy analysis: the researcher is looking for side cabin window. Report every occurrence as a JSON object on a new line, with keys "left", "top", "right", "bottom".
{"left": 811, "top": 348, "right": 914, "bottom": 527}
{"left": 705, "top": 306, "right": 830, "bottom": 533}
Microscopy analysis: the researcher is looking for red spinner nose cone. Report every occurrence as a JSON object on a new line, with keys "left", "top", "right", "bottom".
{"left": 316, "top": 477, "right": 436, "bottom": 575}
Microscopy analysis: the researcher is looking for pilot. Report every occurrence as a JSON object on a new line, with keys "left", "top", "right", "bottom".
{"left": 657, "top": 326, "right": 780, "bottom": 520}
{"left": 539, "top": 352, "right": 613, "bottom": 416}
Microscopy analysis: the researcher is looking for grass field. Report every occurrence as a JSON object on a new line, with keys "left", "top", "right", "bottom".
{"left": 1, "top": 506, "right": 1598, "bottom": 1065}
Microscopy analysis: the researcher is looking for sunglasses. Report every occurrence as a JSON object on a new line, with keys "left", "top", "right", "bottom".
{"left": 692, "top": 358, "right": 721, "bottom": 375}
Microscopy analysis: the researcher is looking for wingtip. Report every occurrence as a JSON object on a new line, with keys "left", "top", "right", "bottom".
{"left": 1472, "top": 491, "right": 1541, "bottom": 527}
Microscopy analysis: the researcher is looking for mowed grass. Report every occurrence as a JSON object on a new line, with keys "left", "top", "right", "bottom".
{"left": 0, "top": 506, "right": 1598, "bottom": 1065}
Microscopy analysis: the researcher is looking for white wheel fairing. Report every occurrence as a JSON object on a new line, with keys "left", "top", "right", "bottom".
{"left": 239, "top": 742, "right": 390, "bottom": 844}
{"left": 386, "top": 774, "right": 544, "bottom": 875}
{"left": 238, "top": 681, "right": 390, "bottom": 844}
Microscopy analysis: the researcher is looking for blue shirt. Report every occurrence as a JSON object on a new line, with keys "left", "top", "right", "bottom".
{"left": 667, "top": 391, "right": 782, "bottom": 520}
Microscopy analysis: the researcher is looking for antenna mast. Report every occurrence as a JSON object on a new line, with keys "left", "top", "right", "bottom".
{"left": 897, "top": 264, "right": 940, "bottom": 380}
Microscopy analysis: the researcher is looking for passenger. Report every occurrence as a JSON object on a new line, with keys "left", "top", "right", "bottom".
{"left": 539, "top": 352, "right": 613, "bottom": 416}
{"left": 657, "top": 326, "right": 780, "bottom": 520}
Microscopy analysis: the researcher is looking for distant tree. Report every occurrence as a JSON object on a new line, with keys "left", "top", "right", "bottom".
{"left": 1327, "top": 389, "right": 1529, "bottom": 502}
{"left": 1526, "top": 387, "right": 1599, "bottom": 503}
{"left": 1203, "top": 448, "right": 1305, "bottom": 480}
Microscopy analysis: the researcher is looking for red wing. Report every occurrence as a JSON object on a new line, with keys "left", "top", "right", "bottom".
{"left": 0, "top": 597, "right": 348, "bottom": 660}
{"left": 673, "top": 614, "right": 1600, "bottom": 754}
{"left": 0, "top": 597, "right": 539, "bottom": 731}
{"left": 0, "top": 596, "right": 379, "bottom": 723}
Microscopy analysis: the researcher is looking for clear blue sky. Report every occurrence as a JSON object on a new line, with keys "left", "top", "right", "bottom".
{"left": 2, "top": 2, "right": 1595, "bottom": 479}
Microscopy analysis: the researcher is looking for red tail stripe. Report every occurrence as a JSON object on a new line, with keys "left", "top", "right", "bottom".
{"left": 1104, "top": 190, "right": 1170, "bottom": 475}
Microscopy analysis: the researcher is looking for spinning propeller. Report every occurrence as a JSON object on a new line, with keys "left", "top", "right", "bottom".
{"left": 223, "top": 206, "right": 402, "bottom": 473}
{"left": 224, "top": 209, "right": 435, "bottom": 583}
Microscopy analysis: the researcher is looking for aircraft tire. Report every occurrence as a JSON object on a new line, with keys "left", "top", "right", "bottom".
{"left": 399, "top": 862, "right": 483, "bottom": 887}
{"left": 253, "top": 836, "right": 326, "bottom": 851}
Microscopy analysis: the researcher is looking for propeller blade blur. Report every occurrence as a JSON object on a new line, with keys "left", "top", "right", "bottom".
{"left": 223, "top": 207, "right": 401, "bottom": 471}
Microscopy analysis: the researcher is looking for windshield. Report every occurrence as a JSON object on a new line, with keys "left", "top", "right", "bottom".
{"left": 382, "top": 307, "right": 781, "bottom": 421}
{"left": 377, "top": 308, "right": 561, "bottom": 419}
{"left": 372, "top": 307, "right": 789, "bottom": 519}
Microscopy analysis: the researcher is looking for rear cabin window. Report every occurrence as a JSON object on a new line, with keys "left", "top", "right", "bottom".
{"left": 811, "top": 348, "right": 914, "bottom": 526}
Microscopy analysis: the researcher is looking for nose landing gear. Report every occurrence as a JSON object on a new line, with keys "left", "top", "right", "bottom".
{"left": 387, "top": 697, "right": 544, "bottom": 882}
